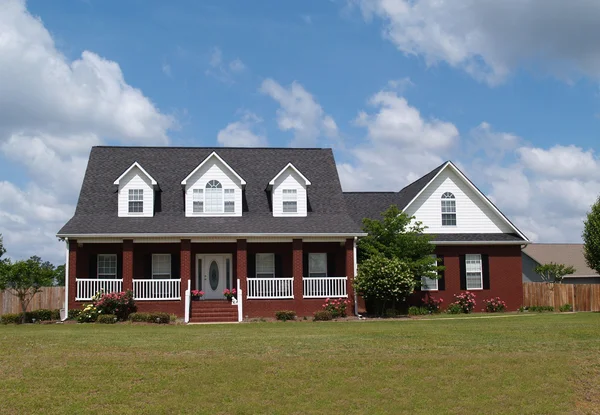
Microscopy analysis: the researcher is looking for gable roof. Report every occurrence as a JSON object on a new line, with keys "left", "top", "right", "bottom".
{"left": 523, "top": 244, "right": 598, "bottom": 277}
{"left": 269, "top": 163, "right": 311, "bottom": 186}
{"left": 181, "top": 151, "right": 246, "bottom": 186}
{"left": 58, "top": 147, "right": 363, "bottom": 236}
{"left": 113, "top": 162, "right": 157, "bottom": 186}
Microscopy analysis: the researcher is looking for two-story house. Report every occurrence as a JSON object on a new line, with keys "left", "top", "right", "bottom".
{"left": 58, "top": 147, "right": 528, "bottom": 322}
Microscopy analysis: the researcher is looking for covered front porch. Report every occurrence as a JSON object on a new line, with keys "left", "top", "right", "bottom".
{"left": 66, "top": 237, "right": 356, "bottom": 322}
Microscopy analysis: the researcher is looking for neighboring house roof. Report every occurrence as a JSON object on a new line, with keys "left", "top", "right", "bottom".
{"left": 58, "top": 147, "right": 363, "bottom": 237}
{"left": 343, "top": 161, "right": 528, "bottom": 243}
{"left": 523, "top": 244, "right": 599, "bottom": 278}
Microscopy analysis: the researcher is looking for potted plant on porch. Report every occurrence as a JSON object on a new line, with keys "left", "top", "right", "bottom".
{"left": 223, "top": 288, "right": 237, "bottom": 301}
{"left": 191, "top": 290, "right": 205, "bottom": 301}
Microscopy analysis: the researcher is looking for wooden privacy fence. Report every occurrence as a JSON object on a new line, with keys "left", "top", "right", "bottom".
{"left": 523, "top": 282, "right": 600, "bottom": 312}
{"left": 0, "top": 287, "right": 65, "bottom": 315}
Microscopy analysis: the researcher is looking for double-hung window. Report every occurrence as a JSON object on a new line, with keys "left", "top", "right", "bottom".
{"left": 441, "top": 192, "right": 456, "bottom": 226}
{"left": 282, "top": 189, "right": 297, "bottom": 213}
{"left": 193, "top": 189, "right": 204, "bottom": 213}
{"left": 308, "top": 253, "right": 327, "bottom": 277}
{"left": 128, "top": 189, "right": 143, "bottom": 213}
{"left": 256, "top": 254, "right": 275, "bottom": 278}
{"left": 224, "top": 189, "right": 235, "bottom": 213}
{"left": 465, "top": 254, "right": 483, "bottom": 290}
{"left": 152, "top": 254, "right": 171, "bottom": 279}
{"left": 421, "top": 255, "right": 438, "bottom": 291}
{"left": 97, "top": 254, "right": 117, "bottom": 279}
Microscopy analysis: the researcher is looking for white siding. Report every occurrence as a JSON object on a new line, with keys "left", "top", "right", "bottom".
{"left": 117, "top": 167, "right": 154, "bottom": 217}
{"left": 184, "top": 158, "right": 243, "bottom": 217}
{"left": 272, "top": 167, "right": 307, "bottom": 217}
{"left": 404, "top": 168, "right": 513, "bottom": 234}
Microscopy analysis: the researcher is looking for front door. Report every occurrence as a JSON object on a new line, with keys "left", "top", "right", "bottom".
{"left": 202, "top": 255, "right": 226, "bottom": 300}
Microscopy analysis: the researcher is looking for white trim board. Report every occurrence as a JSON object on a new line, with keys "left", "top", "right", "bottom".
{"left": 181, "top": 151, "right": 246, "bottom": 186}
{"left": 113, "top": 162, "right": 157, "bottom": 186}
{"left": 269, "top": 163, "right": 311, "bottom": 186}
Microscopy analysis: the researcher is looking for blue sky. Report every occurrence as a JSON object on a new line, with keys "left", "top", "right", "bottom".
{"left": 1, "top": 0, "right": 600, "bottom": 263}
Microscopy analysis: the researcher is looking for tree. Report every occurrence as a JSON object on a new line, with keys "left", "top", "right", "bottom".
{"left": 354, "top": 205, "right": 442, "bottom": 314}
{"left": 583, "top": 197, "right": 600, "bottom": 275}
{"left": 0, "top": 234, "right": 5, "bottom": 260}
{"left": 0, "top": 256, "right": 55, "bottom": 323}
{"left": 52, "top": 264, "right": 66, "bottom": 286}
{"left": 534, "top": 262, "right": 576, "bottom": 283}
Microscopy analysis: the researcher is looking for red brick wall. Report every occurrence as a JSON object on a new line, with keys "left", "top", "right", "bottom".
{"left": 236, "top": 239, "right": 247, "bottom": 301}
{"left": 122, "top": 239, "right": 134, "bottom": 292}
{"left": 412, "top": 245, "right": 524, "bottom": 311}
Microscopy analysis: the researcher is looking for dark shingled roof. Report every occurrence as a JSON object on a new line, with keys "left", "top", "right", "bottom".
{"left": 431, "top": 233, "right": 525, "bottom": 243}
{"left": 58, "top": 147, "right": 363, "bottom": 236}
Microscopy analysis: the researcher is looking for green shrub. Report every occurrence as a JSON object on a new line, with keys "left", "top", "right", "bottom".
{"left": 313, "top": 310, "right": 333, "bottom": 321}
{"left": 483, "top": 297, "right": 507, "bottom": 313}
{"left": 518, "top": 306, "right": 526, "bottom": 313}
{"left": 322, "top": 298, "right": 351, "bottom": 318}
{"left": 275, "top": 310, "right": 296, "bottom": 321}
{"left": 96, "top": 314, "right": 117, "bottom": 324}
{"left": 129, "top": 312, "right": 150, "bottom": 322}
{"left": 446, "top": 303, "right": 463, "bottom": 314}
{"left": 51, "top": 309, "right": 61, "bottom": 320}
{"left": 94, "top": 290, "right": 137, "bottom": 321}
{"left": 29, "top": 309, "right": 53, "bottom": 321}
{"left": 0, "top": 313, "right": 22, "bottom": 324}
{"left": 170, "top": 314, "right": 177, "bottom": 323}
{"left": 559, "top": 304, "right": 573, "bottom": 312}
{"left": 527, "top": 305, "right": 555, "bottom": 313}
{"left": 68, "top": 309, "right": 81, "bottom": 320}
{"left": 385, "top": 308, "right": 398, "bottom": 317}
{"left": 77, "top": 304, "right": 99, "bottom": 323}
{"left": 128, "top": 312, "right": 170, "bottom": 324}
{"left": 408, "top": 306, "right": 429, "bottom": 316}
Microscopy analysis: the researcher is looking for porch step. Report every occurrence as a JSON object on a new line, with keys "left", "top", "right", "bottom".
{"left": 190, "top": 300, "right": 238, "bottom": 323}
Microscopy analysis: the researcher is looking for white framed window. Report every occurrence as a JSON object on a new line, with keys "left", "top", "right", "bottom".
{"left": 282, "top": 189, "right": 297, "bottom": 213}
{"left": 441, "top": 192, "right": 456, "bottom": 226}
{"left": 309, "top": 253, "right": 327, "bottom": 277}
{"left": 224, "top": 188, "right": 235, "bottom": 213}
{"left": 466, "top": 254, "right": 483, "bottom": 290}
{"left": 193, "top": 189, "right": 204, "bottom": 213}
{"left": 256, "top": 253, "right": 275, "bottom": 278}
{"left": 128, "top": 189, "right": 143, "bottom": 213}
{"left": 97, "top": 254, "right": 117, "bottom": 279}
{"left": 152, "top": 254, "right": 172, "bottom": 279}
{"left": 421, "top": 256, "right": 438, "bottom": 291}
{"left": 205, "top": 180, "right": 223, "bottom": 213}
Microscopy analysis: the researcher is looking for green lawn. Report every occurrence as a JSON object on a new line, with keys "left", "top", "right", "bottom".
{"left": 0, "top": 314, "right": 599, "bottom": 415}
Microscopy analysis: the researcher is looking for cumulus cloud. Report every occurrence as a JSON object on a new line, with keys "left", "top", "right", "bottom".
{"left": 260, "top": 79, "right": 338, "bottom": 147}
{"left": 205, "top": 47, "right": 246, "bottom": 84}
{"left": 217, "top": 112, "right": 267, "bottom": 147}
{"left": 0, "top": 0, "right": 173, "bottom": 262}
{"left": 517, "top": 145, "right": 600, "bottom": 178}
{"left": 351, "top": 0, "right": 600, "bottom": 84}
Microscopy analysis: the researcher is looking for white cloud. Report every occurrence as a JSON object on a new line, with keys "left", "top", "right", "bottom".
{"left": 260, "top": 79, "right": 338, "bottom": 146}
{"left": 351, "top": 0, "right": 600, "bottom": 84}
{"left": 0, "top": 0, "right": 173, "bottom": 263}
{"left": 517, "top": 145, "right": 600, "bottom": 178}
{"left": 217, "top": 112, "right": 267, "bottom": 147}
{"left": 205, "top": 47, "right": 246, "bottom": 84}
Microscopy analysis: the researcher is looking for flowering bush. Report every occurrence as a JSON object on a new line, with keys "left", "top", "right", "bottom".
{"left": 313, "top": 310, "right": 333, "bottom": 321}
{"left": 425, "top": 296, "right": 444, "bottom": 313}
{"left": 483, "top": 297, "right": 506, "bottom": 313}
{"left": 223, "top": 288, "right": 237, "bottom": 300}
{"left": 77, "top": 304, "right": 99, "bottom": 323}
{"left": 93, "top": 290, "right": 136, "bottom": 321}
{"left": 448, "top": 292, "right": 476, "bottom": 314}
{"left": 191, "top": 290, "right": 205, "bottom": 299}
{"left": 322, "top": 298, "right": 351, "bottom": 318}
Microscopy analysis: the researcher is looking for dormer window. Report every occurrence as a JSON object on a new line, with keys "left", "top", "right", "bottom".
{"left": 193, "top": 189, "right": 204, "bottom": 213}
{"left": 205, "top": 180, "right": 223, "bottom": 213}
{"left": 441, "top": 192, "right": 456, "bottom": 226}
{"left": 283, "top": 189, "right": 297, "bottom": 213}
{"left": 128, "top": 189, "right": 144, "bottom": 213}
{"left": 224, "top": 189, "right": 235, "bottom": 213}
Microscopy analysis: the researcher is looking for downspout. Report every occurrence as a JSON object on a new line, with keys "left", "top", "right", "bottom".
{"left": 353, "top": 236, "right": 359, "bottom": 316}
{"left": 62, "top": 238, "right": 69, "bottom": 321}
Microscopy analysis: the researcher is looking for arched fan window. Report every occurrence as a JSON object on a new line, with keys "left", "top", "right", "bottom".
{"left": 205, "top": 180, "right": 223, "bottom": 213}
{"left": 441, "top": 192, "right": 456, "bottom": 226}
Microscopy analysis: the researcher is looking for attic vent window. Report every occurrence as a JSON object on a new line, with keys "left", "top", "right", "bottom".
{"left": 282, "top": 189, "right": 297, "bottom": 213}
{"left": 128, "top": 189, "right": 144, "bottom": 213}
{"left": 441, "top": 192, "right": 456, "bottom": 226}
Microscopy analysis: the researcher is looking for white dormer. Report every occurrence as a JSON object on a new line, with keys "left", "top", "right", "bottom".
{"left": 269, "top": 163, "right": 311, "bottom": 217}
{"left": 114, "top": 162, "right": 157, "bottom": 218}
{"left": 181, "top": 152, "right": 245, "bottom": 217}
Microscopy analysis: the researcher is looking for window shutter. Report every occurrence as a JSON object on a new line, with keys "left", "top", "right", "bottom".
{"left": 247, "top": 253, "right": 256, "bottom": 278}
{"left": 303, "top": 253, "right": 309, "bottom": 277}
{"left": 89, "top": 254, "right": 97, "bottom": 278}
{"left": 437, "top": 255, "right": 445, "bottom": 291}
{"left": 482, "top": 254, "right": 490, "bottom": 289}
{"left": 459, "top": 255, "right": 466, "bottom": 290}
{"left": 117, "top": 253, "right": 123, "bottom": 279}
{"left": 275, "top": 254, "right": 283, "bottom": 278}
{"left": 172, "top": 253, "right": 180, "bottom": 279}
{"left": 327, "top": 252, "right": 335, "bottom": 276}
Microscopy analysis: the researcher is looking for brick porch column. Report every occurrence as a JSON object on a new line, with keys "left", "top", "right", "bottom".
{"left": 180, "top": 239, "right": 192, "bottom": 317}
{"left": 68, "top": 240, "right": 78, "bottom": 309}
{"left": 345, "top": 238, "right": 355, "bottom": 312}
{"left": 122, "top": 239, "right": 134, "bottom": 292}
{"left": 236, "top": 239, "right": 247, "bottom": 301}
{"left": 292, "top": 239, "right": 303, "bottom": 306}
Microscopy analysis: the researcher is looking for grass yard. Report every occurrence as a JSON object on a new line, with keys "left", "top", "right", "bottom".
{"left": 1, "top": 314, "right": 599, "bottom": 415}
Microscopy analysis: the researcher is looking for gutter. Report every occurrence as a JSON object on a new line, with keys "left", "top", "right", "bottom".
{"left": 353, "top": 237, "right": 358, "bottom": 317}
{"left": 57, "top": 232, "right": 368, "bottom": 239}
{"left": 431, "top": 240, "right": 529, "bottom": 246}
{"left": 62, "top": 238, "right": 69, "bottom": 321}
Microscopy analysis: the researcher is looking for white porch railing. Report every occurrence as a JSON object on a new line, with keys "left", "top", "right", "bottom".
{"left": 303, "top": 277, "right": 348, "bottom": 298}
{"left": 133, "top": 279, "right": 181, "bottom": 300}
{"left": 247, "top": 278, "right": 294, "bottom": 299}
{"left": 76, "top": 278, "right": 123, "bottom": 301}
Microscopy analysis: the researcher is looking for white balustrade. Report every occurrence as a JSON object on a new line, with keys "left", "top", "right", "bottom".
{"left": 247, "top": 278, "right": 294, "bottom": 299}
{"left": 303, "top": 277, "right": 348, "bottom": 298}
{"left": 76, "top": 279, "right": 123, "bottom": 300}
{"left": 133, "top": 279, "right": 181, "bottom": 300}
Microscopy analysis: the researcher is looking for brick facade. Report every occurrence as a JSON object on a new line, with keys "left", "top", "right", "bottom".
{"left": 122, "top": 239, "right": 134, "bottom": 292}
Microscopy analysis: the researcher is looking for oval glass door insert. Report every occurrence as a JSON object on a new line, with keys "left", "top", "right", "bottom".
{"left": 209, "top": 261, "right": 219, "bottom": 290}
